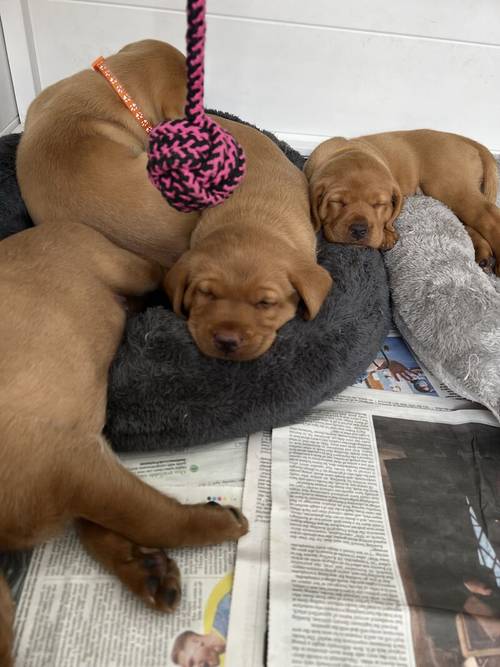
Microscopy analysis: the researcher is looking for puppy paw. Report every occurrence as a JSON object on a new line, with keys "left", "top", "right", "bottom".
{"left": 381, "top": 229, "right": 399, "bottom": 251}
{"left": 475, "top": 244, "right": 495, "bottom": 274}
{"left": 116, "top": 545, "right": 181, "bottom": 613}
{"left": 478, "top": 256, "right": 496, "bottom": 274}
{"left": 184, "top": 502, "right": 249, "bottom": 545}
{"left": 465, "top": 226, "right": 495, "bottom": 273}
{"left": 204, "top": 502, "right": 249, "bottom": 541}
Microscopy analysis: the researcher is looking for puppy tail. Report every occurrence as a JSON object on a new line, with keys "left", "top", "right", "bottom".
{"left": 464, "top": 137, "right": 498, "bottom": 202}
{"left": 0, "top": 572, "right": 14, "bottom": 667}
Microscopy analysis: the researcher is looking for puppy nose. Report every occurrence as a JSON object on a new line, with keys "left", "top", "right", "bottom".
{"left": 213, "top": 330, "right": 242, "bottom": 354}
{"left": 350, "top": 221, "right": 368, "bottom": 240}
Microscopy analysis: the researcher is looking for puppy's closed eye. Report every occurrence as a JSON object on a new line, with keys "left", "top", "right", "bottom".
{"left": 255, "top": 299, "right": 277, "bottom": 310}
{"left": 197, "top": 286, "right": 215, "bottom": 299}
{"left": 328, "top": 200, "right": 346, "bottom": 217}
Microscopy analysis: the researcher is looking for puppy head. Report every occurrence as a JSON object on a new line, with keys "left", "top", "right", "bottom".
{"left": 308, "top": 151, "right": 402, "bottom": 249}
{"left": 164, "top": 245, "right": 332, "bottom": 361}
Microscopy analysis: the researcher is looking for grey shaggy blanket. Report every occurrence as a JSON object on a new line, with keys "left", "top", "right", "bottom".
{"left": 384, "top": 192, "right": 500, "bottom": 421}
{"left": 0, "top": 128, "right": 391, "bottom": 452}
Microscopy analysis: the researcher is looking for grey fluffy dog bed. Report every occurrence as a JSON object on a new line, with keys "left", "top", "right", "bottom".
{"left": 384, "top": 193, "right": 500, "bottom": 421}
{"left": 106, "top": 241, "right": 389, "bottom": 451}
{"left": 0, "top": 125, "right": 390, "bottom": 452}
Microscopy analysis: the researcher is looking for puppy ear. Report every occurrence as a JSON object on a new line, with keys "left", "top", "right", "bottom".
{"left": 386, "top": 184, "right": 403, "bottom": 232}
{"left": 290, "top": 262, "right": 333, "bottom": 321}
{"left": 303, "top": 155, "right": 315, "bottom": 181}
{"left": 163, "top": 255, "right": 192, "bottom": 316}
{"left": 310, "top": 183, "right": 336, "bottom": 232}
{"left": 309, "top": 183, "right": 325, "bottom": 231}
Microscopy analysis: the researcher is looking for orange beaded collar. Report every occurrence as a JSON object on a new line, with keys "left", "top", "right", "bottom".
{"left": 92, "top": 56, "right": 153, "bottom": 134}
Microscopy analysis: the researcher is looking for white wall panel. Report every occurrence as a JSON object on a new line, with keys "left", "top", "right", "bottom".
{"left": 0, "top": 17, "right": 18, "bottom": 134}
{"left": 4, "top": 0, "right": 500, "bottom": 150}
{"left": 60, "top": 0, "right": 500, "bottom": 45}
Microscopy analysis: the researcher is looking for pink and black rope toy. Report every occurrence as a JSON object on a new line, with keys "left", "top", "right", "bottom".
{"left": 147, "top": 0, "right": 247, "bottom": 212}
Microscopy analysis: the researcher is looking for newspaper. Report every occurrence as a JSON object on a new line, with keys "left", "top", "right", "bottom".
{"left": 226, "top": 432, "right": 271, "bottom": 667}
{"left": 10, "top": 438, "right": 248, "bottom": 667}
{"left": 268, "top": 402, "right": 500, "bottom": 666}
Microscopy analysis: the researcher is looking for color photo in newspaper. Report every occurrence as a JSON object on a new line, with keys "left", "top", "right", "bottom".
{"left": 375, "top": 413, "right": 500, "bottom": 666}
{"left": 336, "top": 330, "right": 474, "bottom": 412}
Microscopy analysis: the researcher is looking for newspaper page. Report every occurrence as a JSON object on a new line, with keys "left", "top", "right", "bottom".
{"left": 226, "top": 432, "right": 271, "bottom": 667}
{"left": 11, "top": 437, "right": 248, "bottom": 667}
{"left": 268, "top": 403, "right": 500, "bottom": 666}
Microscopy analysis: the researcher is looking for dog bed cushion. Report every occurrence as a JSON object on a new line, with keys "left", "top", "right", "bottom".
{"left": 384, "top": 192, "right": 500, "bottom": 421}
{"left": 0, "top": 133, "right": 32, "bottom": 238}
{"left": 0, "top": 123, "right": 390, "bottom": 451}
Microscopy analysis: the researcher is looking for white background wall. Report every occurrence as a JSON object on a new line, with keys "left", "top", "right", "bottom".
{"left": 0, "top": 17, "right": 18, "bottom": 135}
{"left": 1, "top": 0, "right": 500, "bottom": 151}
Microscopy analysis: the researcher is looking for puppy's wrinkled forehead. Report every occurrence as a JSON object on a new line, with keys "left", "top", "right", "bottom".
{"left": 324, "top": 150, "right": 391, "bottom": 184}
{"left": 197, "top": 255, "right": 292, "bottom": 298}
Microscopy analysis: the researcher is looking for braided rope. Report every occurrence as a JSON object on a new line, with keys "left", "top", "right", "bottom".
{"left": 147, "top": 0, "right": 246, "bottom": 212}
{"left": 185, "top": 0, "right": 206, "bottom": 121}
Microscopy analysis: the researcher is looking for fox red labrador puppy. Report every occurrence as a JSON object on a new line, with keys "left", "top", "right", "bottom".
{"left": 164, "top": 118, "right": 333, "bottom": 361}
{"left": 17, "top": 39, "right": 197, "bottom": 268}
{"left": 0, "top": 222, "right": 247, "bottom": 666}
{"left": 305, "top": 130, "right": 500, "bottom": 273}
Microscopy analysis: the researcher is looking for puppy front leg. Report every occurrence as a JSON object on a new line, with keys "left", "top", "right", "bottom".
{"left": 70, "top": 438, "right": 247, "bottom": 613}
{"left": 69, "top": 436, "right": 248, "bottom": 549}
{"left": 0, "top": 573, "right": 14, "bottom": 667}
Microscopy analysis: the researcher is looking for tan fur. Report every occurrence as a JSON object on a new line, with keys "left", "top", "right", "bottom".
{"left": 0, "top": 223, "right": 248, "bottom": 664}
{"left": 164, "top": 117, "right": 333, "bottom": 361}
{"left": 16, "top": 39, "right": 199, "bottom": 268}
{"left": 305, "top": 129, "right": 500, "bottom": 274}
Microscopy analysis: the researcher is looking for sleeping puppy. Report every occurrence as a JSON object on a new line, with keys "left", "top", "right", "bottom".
{"left": 165, "top": 117, "right": 333, "bottom": 361}
{"left": 305, "top": 130, "right": 500, "bottom": 274}
{"left": 17, "top": 39, "right": 199, "bottom": 268}
{"left": 0, "top": 222, "right": 247, "bottom": 666}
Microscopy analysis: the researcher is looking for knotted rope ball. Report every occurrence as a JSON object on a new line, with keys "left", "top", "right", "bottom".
{"left": 147, "top": 0, "right": 246, "bottom": 212}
